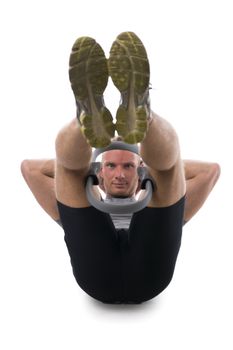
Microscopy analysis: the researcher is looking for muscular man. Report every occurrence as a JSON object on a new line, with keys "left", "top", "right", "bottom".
{"left": 21, "top": 32, "right": 220, "bottom": 304}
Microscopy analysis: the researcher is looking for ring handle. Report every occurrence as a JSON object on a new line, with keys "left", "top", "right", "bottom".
{"left": 85, "top": 141, "right": 155, "bottom": 213}
{"left": 86, "top": 175, "right": 154, "bottom": 214}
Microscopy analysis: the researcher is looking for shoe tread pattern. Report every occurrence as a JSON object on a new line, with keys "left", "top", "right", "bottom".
{"left": 108, "top": 32, "right": 150, "bottom": 144}
{"left": 69, "top": 37, "right": 114, "bottom": 148}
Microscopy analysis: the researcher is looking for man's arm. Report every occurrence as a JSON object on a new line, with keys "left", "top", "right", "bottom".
{"left": 183, "top": 160, "right": 221, "bottom": 224}
{"left": 21, "top": 159, "right": 60, "bottom": 221}
{"left": 21, "top": 158, "right": 221, "bottom": 225}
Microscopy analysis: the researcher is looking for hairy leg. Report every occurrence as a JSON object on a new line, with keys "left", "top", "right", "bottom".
{"left": 55, "top": 118, "right": 94, "bottom": 208}
{"left": 56, "top": 118, "right": 92, "bottom": 170}
{"left": 140, "top": 112, "right": 186, "bottom": 207}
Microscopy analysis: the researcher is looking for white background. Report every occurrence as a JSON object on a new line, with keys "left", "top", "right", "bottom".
{"left": 0, "top": 0, "right": 232, "bottom": 349}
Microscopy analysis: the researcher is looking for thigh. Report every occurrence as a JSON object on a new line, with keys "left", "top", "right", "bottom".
{"left": 55, "top": 162, "right": 99, "bottom": 208}
{"left": 124, "top": 196, "right": 185, "bottom": 302}
{"left": 148, "top": 158, "right": 186, "bottom": 207}
{"left": 57, "top": 201, "right": 123, "bottom": 302}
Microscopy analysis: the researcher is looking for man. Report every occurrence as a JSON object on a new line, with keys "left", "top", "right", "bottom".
{"left": 21, "top": 32, "right": 220, "bottom": 304}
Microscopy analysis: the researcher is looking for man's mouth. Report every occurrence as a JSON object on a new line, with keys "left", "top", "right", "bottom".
{"left": 112, "top": 182, "right": 127, "bottom": 187}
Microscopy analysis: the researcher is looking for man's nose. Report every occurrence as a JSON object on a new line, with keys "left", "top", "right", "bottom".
{"left": 115, "top": 167, "right": 125, "bottom": 178}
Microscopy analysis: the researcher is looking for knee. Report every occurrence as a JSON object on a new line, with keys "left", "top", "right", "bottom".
{"left": 20, "top": 159, "right": 31, "bottom": 180}
{"left": 55, "top": 126, "right": 69, "bottom": 160}
{"left": 207, "top": 162, "right": 221, "bottom": 186}
{"left": 55, "top": 125, "right": 73, "bottom": 168}
{"left": 212, "top": 162, "right": 221, "bottom": 180}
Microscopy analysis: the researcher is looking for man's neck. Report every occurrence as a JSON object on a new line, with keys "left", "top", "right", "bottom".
{"left": 105, "top": 194, "right": 136, "bottom": 201}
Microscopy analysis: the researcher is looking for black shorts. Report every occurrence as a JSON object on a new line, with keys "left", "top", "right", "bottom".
{"left": 57, "top": 196, "right": 185, "bottom": 304}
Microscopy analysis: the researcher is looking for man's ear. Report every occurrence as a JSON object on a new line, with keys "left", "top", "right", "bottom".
{"left": 135, "top": 178, "right": 141, "bottom": 194}
{"left": 135, "top": 160, "right": 145, "bottom": 193}
{"left": 98, "top": 166, "right": 103, "bottom": 177}
{"left": 97, "top": 167, "right": 105, "bottom": 192}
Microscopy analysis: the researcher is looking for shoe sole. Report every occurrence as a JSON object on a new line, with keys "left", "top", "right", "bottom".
{"left": 108, "top": 32, "right": 150, "bottom": 144}
{"left": 69, "top": 37, "right": 115, "bottom": 148}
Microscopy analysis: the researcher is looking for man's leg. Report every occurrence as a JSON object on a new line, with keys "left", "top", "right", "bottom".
{"left": 55, "top": 119, "right": 125, "bottom": 303}
{"left": 55, "top": 118, "right": 93, "bottom": 208}
{"left": 108, "top": 31, "right": 185, "bottom": 207}
{"left": 140, "top": 112, "right": 186, "bottom": 207}
{"left": 55, "top": 35, "right": 114, "bottom": 207}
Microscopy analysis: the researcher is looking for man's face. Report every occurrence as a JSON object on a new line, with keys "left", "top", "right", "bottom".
{"left": 99, "top": 150, "right": 140, "bottom": 198}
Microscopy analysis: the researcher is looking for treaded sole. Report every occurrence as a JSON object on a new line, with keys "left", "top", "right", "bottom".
{"left": 108, "top": 32, "right": 150, "bottom": 144}
{"left": 69, "top": 36, "right": 115, "bottom": 148}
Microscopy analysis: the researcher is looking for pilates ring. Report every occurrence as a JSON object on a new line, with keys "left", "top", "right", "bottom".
{"left": 85, "top": 141, "right": 155, "bottom": 214}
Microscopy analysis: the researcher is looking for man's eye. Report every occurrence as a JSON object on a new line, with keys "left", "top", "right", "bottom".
{"left": 107, "top": 163, "right": 115, "bottom": 168}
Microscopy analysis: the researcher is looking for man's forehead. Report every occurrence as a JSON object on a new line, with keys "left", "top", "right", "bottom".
{"left": 102, "top": 150, "right": 139, "bottom": 163}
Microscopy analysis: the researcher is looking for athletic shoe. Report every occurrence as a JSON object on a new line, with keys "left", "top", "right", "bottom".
{"left": 108, "top": 31, "right": 151, "bottom": 144}
{"left": 69, "top": 36, "right": 115, "bottom": 148}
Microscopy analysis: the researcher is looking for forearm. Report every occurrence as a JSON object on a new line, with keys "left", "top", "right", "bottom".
{"left": 183, "top": 160, "right": 221, "bottom": 222}
{"left": 21, "top": 159, "right": 59, "bottom": 220}
{"left": 183, "top": 160, "right": 219, "bottom": 180}
{"left": 40, "top": 159, "right": 55, "bottom": 178}
{"left": 22, "top": 159, "right": 56, "bottom": 178}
